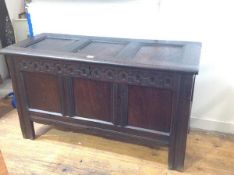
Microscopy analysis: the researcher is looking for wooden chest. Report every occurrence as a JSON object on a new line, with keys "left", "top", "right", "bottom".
{"left": 0, "top": 33, "right": 201, "bottom": 170}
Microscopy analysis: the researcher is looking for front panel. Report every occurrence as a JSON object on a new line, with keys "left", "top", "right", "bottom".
{"left": 127, "top": 85, "right": 173, "bottom": 132}
{"left": 23, "top": 72, "right": 62, "bottom": 113}
{"left": 73, "top": 78, "right": 113, "bottom": 122}
{"left": 17, "top": 56, "right": 176, "bottom": 142}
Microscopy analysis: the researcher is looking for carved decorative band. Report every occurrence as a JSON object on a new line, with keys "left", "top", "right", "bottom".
{"left": 18, "top": 58, "right": 174, "bottom": 89}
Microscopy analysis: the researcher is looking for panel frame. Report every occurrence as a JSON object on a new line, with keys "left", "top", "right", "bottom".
{"left": 12, "top": 55, "right": 175, "bottom": 140}
{"left": 7, "top": 54, "right": 195, "bottom": 171}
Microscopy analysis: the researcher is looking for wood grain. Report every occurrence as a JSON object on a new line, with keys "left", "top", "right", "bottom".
{"left": 23, "top": 72, "right": 61, "bottom": 113}
{"left": 1, "top": 110, "right": 234, "bottom": 175}
{"left": 73, "top": 78, "right": 112, "bottom": 122}
{"left": 128, "top": 85, "right": 172, "bottom": 132}
{"left": 0, "top": 150, "right": 8, "bottom": 175}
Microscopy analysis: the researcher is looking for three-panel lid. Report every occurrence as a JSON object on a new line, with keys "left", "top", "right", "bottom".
{"left": 0, "top": 33, "right": 201, "bottom": 73}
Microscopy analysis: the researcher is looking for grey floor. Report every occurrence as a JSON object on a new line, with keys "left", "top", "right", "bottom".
{"left": 0, "top": 79, "right": 13, "bottom": 99}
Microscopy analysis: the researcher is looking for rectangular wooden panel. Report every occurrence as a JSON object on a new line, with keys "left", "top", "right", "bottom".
{"left": 134, "top": 45, "right": 182, "bottom": 63}
{"left": 27, "top": 38, "right": 78, "bottom": 52}
{"left": 78, "top": 41, "right": 126, "bottom": 57}
{"left": 128, "top": 85, "right": 172, "bottom": 132}
{"left": 23, "top": 72, "right": 61, "bottom": 113}
{"left": 73, "top": 78, "right": 112, "bottom": 122}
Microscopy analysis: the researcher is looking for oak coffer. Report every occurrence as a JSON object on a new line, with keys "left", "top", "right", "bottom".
{"left": 0, "top": 33, "right": 201, "bottom": 170}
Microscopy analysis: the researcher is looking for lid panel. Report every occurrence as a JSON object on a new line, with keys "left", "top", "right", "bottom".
{"left": 27, "top": 38, "right": 78, "bottom": 52}
{"left": 77, "top": 41, "right": 126, "bottom": 58}
{"left": 134, "top": 45, "right": 183, "bottom": 63}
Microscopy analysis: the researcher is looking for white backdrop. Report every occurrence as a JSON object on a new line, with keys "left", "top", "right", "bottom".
{"left": 28, "top": 0, "right": 234, "bottom": 133}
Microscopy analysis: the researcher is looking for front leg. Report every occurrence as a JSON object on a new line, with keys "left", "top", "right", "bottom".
{"left": 168, "top": 75, "right": 194, "bottom": 170}
{"left": 20, "top": 117, "right": 35, "bottom": 140}
{"left": 7, "top": 57, "right": 35, "bottom": 139}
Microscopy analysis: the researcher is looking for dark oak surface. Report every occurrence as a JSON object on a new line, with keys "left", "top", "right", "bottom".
{"left": 24, "top": 72, "right": 62, "bottom": 113}
{"left": 0, "top": 33, "right": 201, "bottom": 171}
{"left": 128, "top": 86, "right": 172, "bottom": 132}
{"left": 0, "top": 33, "right": 201, "bottom": 73}
{"left": 74, "top": 78, "right": 112, "bottom": 122}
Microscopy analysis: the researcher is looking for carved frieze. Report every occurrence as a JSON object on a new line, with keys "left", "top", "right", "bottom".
{"left": 18, "top": 58, "right": 174, "bottom": 89}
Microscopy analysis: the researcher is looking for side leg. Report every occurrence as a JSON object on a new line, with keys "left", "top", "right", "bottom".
{"left": 6, "top": 57, "right": 35, "bottom": 139}
{"left": 168, "top": 75, "right": 194, "bottom": 170}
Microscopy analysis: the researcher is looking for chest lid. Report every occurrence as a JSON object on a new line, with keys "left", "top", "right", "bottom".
{"left": 0, "top": 33, "right": 201, "bottom": 73}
